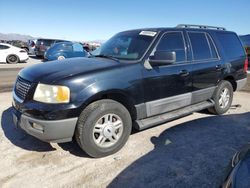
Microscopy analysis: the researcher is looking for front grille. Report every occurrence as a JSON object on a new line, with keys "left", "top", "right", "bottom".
{"left": 14, "top": 76, "right": 32, "bottom": 100}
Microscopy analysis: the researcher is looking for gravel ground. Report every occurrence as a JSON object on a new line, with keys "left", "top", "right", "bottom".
{"left": 242, "top": 73, "right": 250, "bottom": 92}
{"left": 0, "top": 91, "right": 250, "bottom": 188}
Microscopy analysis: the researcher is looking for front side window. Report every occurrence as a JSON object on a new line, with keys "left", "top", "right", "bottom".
{"left": 73, "top": 43, "right": 83, "bottom": 52}
{"left": 91, "top": 30, "right": 157, "bottom": 61}
{"left": 155, "top": 32, "right": 186, "bottom": 62}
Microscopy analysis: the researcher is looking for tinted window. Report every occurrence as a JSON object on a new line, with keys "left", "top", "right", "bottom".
{"left": 0, "top": 44, "right": 10, "bottom": 50}
{"left": 156, "top": 32, "right": 186, "bottom": 62}
{"left": 188, "top": 32, "right": 211, "bottom": 60}
{"left": 73, "top": 43, "right": 83, "bottom": 52}
{"left": 207, "top": 35, "right": 218, "bottom": 59}
{"left": 37, "top": 39, "right": 55, "bottom": 46}
{"left": 217, "top": 33, "right": 246, "bottom": 59}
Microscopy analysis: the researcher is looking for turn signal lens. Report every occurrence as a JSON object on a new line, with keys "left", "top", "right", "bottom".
{"left": 56, "top": 86, "right": 70, "bottom": 102}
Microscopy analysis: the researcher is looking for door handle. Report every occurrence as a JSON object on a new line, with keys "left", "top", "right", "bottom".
{"left": 179, "top": 70, "right": 189, "bottom": 77}
{"left": 215, "top": 64, "right": 222, "bottom": 70}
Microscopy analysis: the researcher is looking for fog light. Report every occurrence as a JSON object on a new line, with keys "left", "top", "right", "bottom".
{"left": 31, "top": 123, "right": 44, "bottom": 132}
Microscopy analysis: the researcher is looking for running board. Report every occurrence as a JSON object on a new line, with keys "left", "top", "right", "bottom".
{"left": 134, "top": 100, "right": 214, "bottom": 130}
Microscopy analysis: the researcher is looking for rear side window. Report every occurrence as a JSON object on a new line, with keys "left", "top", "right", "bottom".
{"left": 217, "top": 33, "right": 245, "bottom": 59}
{"left": 156, "top": 32, "right": 186, "bottom": 62}
{"left": 188, "top": 32, "right": 218, "bottom": 60}
{"left": 207, "top": 35, "right": 218, "bottom": 59}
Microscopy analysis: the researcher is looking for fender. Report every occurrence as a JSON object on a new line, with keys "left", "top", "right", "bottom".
{"left": 75, "top": 79, "right": 136, "bottom": 108}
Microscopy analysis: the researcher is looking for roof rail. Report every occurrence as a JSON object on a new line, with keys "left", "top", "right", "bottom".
{"left": 176, "top": 24, "right": 226, "bottom": 31}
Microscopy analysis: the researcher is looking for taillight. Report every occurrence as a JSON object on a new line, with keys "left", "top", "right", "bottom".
{"left": 244, "top": 58, "right": 249, "bottom": 73}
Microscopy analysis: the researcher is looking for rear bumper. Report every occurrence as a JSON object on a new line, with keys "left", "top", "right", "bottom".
{"left": 12, "top": 108, "right": 78, "bottom": 143}
{"left": 19, "top": 54, "right": 29, "bottom": 62}
{"left": 236, "top": 78, "right": 247, "bottom": 91}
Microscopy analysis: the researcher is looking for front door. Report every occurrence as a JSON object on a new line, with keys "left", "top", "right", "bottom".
{"left": 142, "top": 31, "right": 193, "bottom": 117}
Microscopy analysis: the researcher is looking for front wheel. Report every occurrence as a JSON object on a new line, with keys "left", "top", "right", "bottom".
{"left": 75, "top": 99, "right": 132, "bottom": 158}
{"left": 208, "top": 80, "right": 233, "bottom": 115}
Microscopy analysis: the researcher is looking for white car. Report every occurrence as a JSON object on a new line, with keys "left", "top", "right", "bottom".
{"left": 0, "top": 43, "right": 29, "bottom": 64}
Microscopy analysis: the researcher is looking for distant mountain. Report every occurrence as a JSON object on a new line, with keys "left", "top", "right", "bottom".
{"left": 0, "top": 32, "right": 106, "bottom": 44}
{"left": 0, "top": 33, "right": 35, "bottom": 41}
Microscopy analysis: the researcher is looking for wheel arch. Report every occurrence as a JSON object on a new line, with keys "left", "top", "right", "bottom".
{"left": 78, "top": 90, "right": 137, "bottom": 121}
{"left": 223, "top": 75, "right": 237, "bottom": 91}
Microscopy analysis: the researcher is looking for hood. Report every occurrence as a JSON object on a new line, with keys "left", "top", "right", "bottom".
{"left": 19, "top": 57, "right": 121, "bottom": 83}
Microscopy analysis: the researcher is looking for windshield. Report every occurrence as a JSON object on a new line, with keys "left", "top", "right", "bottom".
{"left": 92, "top": 30, "right": 157, "bottom": 61}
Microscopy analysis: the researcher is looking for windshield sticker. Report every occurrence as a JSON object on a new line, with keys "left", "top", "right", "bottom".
{"left": 139, "top": 31, "right": 157, "bottom": 37}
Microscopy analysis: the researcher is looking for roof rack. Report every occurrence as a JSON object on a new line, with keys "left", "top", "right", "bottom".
{"left": 176, "top": 24, "right": 226, "bottom": 31}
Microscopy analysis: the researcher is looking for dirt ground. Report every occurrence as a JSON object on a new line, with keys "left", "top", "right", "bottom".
{"left": 0, "top": 91, "right": 250, "bottom": 188}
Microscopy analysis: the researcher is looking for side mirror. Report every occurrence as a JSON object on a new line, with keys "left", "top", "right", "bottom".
{"left": 149, "top": 51, "right": 176, "bottom": 65}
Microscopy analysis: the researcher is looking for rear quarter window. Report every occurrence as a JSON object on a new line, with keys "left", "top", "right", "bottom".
{"left": 217, "top": 32, "right": 245, "bottom": 59}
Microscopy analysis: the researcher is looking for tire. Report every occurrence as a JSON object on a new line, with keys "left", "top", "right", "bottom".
{"left": 6, "top": 54, "right": 19, "bottom": 64}
{"left": 75, "top": 99, "right": 132, "bottom": 158}
{"left": 208, "top": 80, "right": 233, "bottom": 115}
{"left": 36, "top": 55, "right": 43, "bottom": 59}
{"left": 57, "top": 56, "right": 65, "bottom": 60}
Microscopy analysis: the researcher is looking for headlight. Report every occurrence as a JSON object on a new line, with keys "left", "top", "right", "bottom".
{"left": 33, "top": 83, "right": 70, "bottom": 103}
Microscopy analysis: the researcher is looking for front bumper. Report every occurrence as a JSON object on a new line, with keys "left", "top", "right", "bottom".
{"left": 12, "top": 108, "right": 78, "bottom": 143}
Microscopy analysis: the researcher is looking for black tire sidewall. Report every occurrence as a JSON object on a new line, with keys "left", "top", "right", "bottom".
{"left": 7, "top": 54, "right": 19, "bottom": 64}
{"left": 78, "top": 100, "right": 132, "bottom": 157}
{"left": 212, "top": 81, "right": 233, "bottom": 115}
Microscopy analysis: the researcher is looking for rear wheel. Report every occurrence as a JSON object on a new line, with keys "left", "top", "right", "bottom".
{"left": 6, "top": 54, "right": 19, "bottom": 64}
{"left": 75, "top": 99, "right": 132, "bottom": 158}
{"left": 57, "top": 56, "right": 65, "bottom": 60}
{"left": 208, "top": 80, "right": 233, "bottom": 115}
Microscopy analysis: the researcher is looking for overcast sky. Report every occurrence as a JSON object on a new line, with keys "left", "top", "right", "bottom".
{"left": 0, "top": 0, "right": 249, "bottom": 41}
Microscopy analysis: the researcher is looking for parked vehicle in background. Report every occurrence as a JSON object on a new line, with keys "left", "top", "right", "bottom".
{"left": 82, "top": 42, "right": 100, "bottom": 52}
{"left": 0, "top": 43, "right": 28, "bottom": 64}
{"left": 7, "top": 40, "right": 29, "bottom": 53}
{"left": 35, "top": 38, "right": 68, "bottom": 58}
{"left": 240, "top": 35, "right": 250, "bottom": 65}
{"left": 222, "top": 145, "right": 250, "bottom": 188}
{"left": 28, "top": 39, "right": 37, "bottom": 55}
{"left": 12, "top": 25, "right": 247, "bottom": 158}
{"left": 44, "top": 42, "right": 88, "bottom": 61}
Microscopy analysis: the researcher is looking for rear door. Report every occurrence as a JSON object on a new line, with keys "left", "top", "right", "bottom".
{"left": 187, "top": 31, "right": 222, "bottom": 104}
{"left": 142, "top": 31, "right": 193, "bottom": 117}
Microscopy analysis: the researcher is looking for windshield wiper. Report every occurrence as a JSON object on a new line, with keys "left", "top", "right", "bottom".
{"left": 90, "top": 54, "right": 120, "bottom": 62}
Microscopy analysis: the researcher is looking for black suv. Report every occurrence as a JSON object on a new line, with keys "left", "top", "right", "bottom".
{"left": 35, "top": 38, "right": 68, "bottom": 58}
{"left": 12, "top": 24, "right": 248, "bottom": 157}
